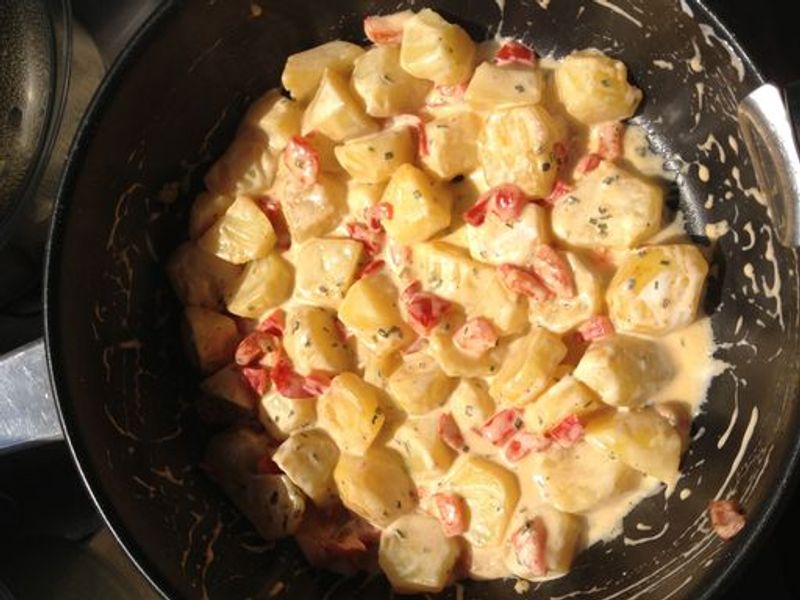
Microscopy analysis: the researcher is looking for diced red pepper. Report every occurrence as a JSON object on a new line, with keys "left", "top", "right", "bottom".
{"left": 347, "top": 221, "right": 385, "bottom": 255}
{"left": 400, "top": 280, "right": 423, "bottom": 303}
{"left": 511, "top": 517, "right": 548, "bottom": 577}
{"left": 495, "top": 40, "right": 536, "bottom": 66}
{"left": 438, "top": 413, "right": 467, "bottom": 452}
{"left": 270, "top": 353, "right": 313, "bottom": 399}
{"left": 487, "top": 183, "right": 529, "bottom": 221}
{"left": 256, "top": 453, "right": 282, "bottom": 475}
{"left": 709, "top": 500, "right": 746, "bottom": 540}
{"left": 597, "top": 121, "right": 625, "bottom": 161}
{"left": 478, "top": 408, "right": 523, "bottom": 446}
{"left": 530, "top": 244, "right": 576, "bottom": 298}
{"left": 505, "top": 431, "right": 551, "bottom": 462}
{"left": 391, "top": 114, "right": 428, "bottom": 156}
{"left": 553, "top": 142, "right": 569, "bottom": 165}
{"left": 464, "top": 197, "right": 490, "bottom": 226}
{"left": 425, "top": 81, "right": 469, "bottom": 108}
{"left": 403, "top": 287, "right": 452, "bottom": 335}
{"left": 547, "top": 414, "right": 585, "bottom": 448}
{"left": 576, "top": 153, "right": 602, "bottom": 176}
{"left": 256, "top": 197, "right": 291, "bottom": 250}
{"left": 303, "top": 372, "right": 332, "bottom": 397}
{"left": 453, "top": 317, "right": 498, "bottom": 358}
{"left": 365, "top": 202, "right": 393, "bottom": 231}
{"left": 242, "top": 366, "right": 271, "bottom": 396}
{"left": 577, "top": 315, "right": 615, "bottom": 342}
{"left": 235, "top": 331, "right": 279, "bottom": 366}
{"left": 544, "top": 179, "right": 573, "bottom": 206}
{"left": 433, "top": 493, "right": 468, "bottom": 537}
{"left": 364, "top": 11, "right": 412, "bottom": 45}
{"left": 284, "top": 135, "right": 320, "bottom": 186}
{"left": 498, "top": 264, "right": 553, "bottom": 302}
{"left": 257, "top": 309, "right": 286, "bottom": 337}
{"left": 358, "top": 259, "right": 386, "bottom": 279}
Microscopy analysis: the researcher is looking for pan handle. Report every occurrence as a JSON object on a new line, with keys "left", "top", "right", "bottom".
{"left": 738, "top": 82, "right": 800, "bottom": 247}
{"left": 0, "top": 339, "right": 63, "bottom": 454}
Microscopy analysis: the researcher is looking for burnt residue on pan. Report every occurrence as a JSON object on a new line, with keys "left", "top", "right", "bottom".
{"left": 45, "top": 1, "right": 800, "bottom": 599}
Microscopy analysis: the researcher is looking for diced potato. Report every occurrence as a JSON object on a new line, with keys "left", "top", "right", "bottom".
{"left": 573, "top": 335, "right": 673, "bottom": 407}
{"left": 449, "top": 379, "right": 496, "bottom": 431}
{"left": 296, "top": 238, "right": 363, "bottom": 309}
{"left": 412, "top": 242, "right": 528, "bottom": 335}
{"left": 282, "top": 40, "right": 365, "bottom": 102}
{"left": 382, "top": 164, "right": 452, "bottom": 244}
{"left": 379, "top": 513, "right": 460, "bottom": 593}
{"left": 400, "top": 9, "right": 476, "bottom": 85}
{"left": 554, "top": 50, "right": 642, "bottom": 125}
{"left": 189, "top": 192, "right": 234, "bottom": 240}
{"left": 307, "top": 132, "right": 344, "bottom": 173}
{"left": 334, "top": 447, "right": 416, "bottom": 527}
{"left": 533, "top": 442, "right": 639, "bottom": 513}
{"left": 427, "top": 330, "right": 499, "bottom": 377}
{"left": 198, "top": 196, "right": 277, "bottom": 264}
{"left": 465, "top": 62, "right": 544, "bottom": 110}
{"left": 273, "top": 429, "right": 339, "bottom": 505}
{"left": 283, "top": 306, "right": 354, "bottom": 375}
{"left": 302, "top": 68, "right": 378, "bottom": 142}
{"left": 479, "top": 105, "right": 561, "bottom": 197}
{"left": 551, "top": 161, "right": 663, "bottom": 249}
{"left": 421, "top": 111, "right": 483, "bottom": 180}
{"left": 334, "top": 128, "right": 415, "bottom": 183}
{"left": 490, "top": 329, "right": 567, "bottom": 407}
{"left": 530, "top": 252, "right": 603, "bottom": 334}
{"left": 466, "top": 203, "right": 550, "bottom": 266}
{"left": 204, "top": 427, "right": 271, "bottom": 480}
{"left": 445, "top": 455, "right": 520, "bottom": 547}
{"left": 352, "top": 45, "right": 432, "bottom": 117}
{"left": 241, "top": 89, "right": 303, "bottom": 152}
{"left": 225, "top": 253, "right": 293, "bottom": 318}
{"left": 346, "top": 181, "right": 386, "bottom": 220}
{"left": 523, "top": 376, "right": 603, "bottom": 433}
{"left": 204, "top": 129, "right": 276, "bottom": 196}
{"left": 607, "top": 244, "right": 709, "bottom": 335}
{"left": 338, "top": 274, "right": 414, "bottom": 356}
{"left": 258, "top": 393, "right": 317, "bottom": 440}
{"left": 182, "top": 306, "right": 238, "bottom": 373}
{"left": 167, "top": 242, "right": 242, "bottom": 310}
{"left": 363, "top": 349, "right": 402, "bottom": 389}
{"left": 389, "top": 417, "right": 456, "bottom": 481}
{"left": 387, "top": 352, "right": 456, "bottom": 415}
{"left": 585, "top": 408, "right": 683, "bottom": 484}
{"left": 201, "top": 363, "right": 258, "bottom": 412}
{"left": 505, "top": 506, "right": 581, "bottom": 578}
{"left": 318, "top": 373, "right": 386, "bottom": 455}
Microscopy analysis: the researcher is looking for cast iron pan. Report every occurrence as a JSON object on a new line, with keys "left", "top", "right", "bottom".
{"left": 45, "top": 0, "right": 800, "bottom": 598}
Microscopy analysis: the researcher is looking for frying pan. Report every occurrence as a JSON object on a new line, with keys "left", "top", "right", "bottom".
{"left": 27, "top": 0, "right": 800, "bottom": 598}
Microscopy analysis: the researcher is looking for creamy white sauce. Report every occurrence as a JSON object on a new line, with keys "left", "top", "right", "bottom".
{"left": 591, "top": 0, "right": 643, "bottom": 27}
{"left": 652, "top": 59, "right": 674, "bottom": 71}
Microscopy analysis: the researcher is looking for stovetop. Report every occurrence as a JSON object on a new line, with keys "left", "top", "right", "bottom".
{"left": 0, "top": 1, "right": 798, "bottom": 599}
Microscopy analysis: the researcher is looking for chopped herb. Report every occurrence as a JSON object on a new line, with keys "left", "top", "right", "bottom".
{"left": 542, "top": 162, "right": 551, "bottom": 172}
{"left": 371, "top": 407, "right": 384, "bottom": 424}
{"left": 601, "top": 78, "right": 611, "bottom": 87}
{"left": 654, "top": 280, "right": 660, "bottom": 290}
{"left": 636, "top": 146, "right": 648, "bottom": 157}
{"left": 660, "top": 260, "right": 671, "bottom": 266}
{"left": 384, "top": 151, "right": 394, "bottom": 160}
{"left": 514, "top": 417, "right": 524, "bottom": 430}
{"left": 413, "top": 190, "right": 423, "bottom": 200}
{"left": 598, "top": 206, "right": 609, "bottom": 215}
{"left": 303, "top": 337, "right": 311, "bottom": 347}
{"left": 368, "top": 146, "right": 376, "bottom": 153}
{"left": 318, "top": 285, "right": 329, "bottom": 294}
{"left": 291, "top": 321, "right": 300, "bottom": 334}
{"left": 626, "top": 278, "right": 636, "bottom": 290}
{"left": 567, "top": 195, "right": 580, "bottom": 205}
{"left": 381, "top": 73, "right": 393, "bottom": 83}
{"left": 602, "top": 175, "right": 620, "bottom": 185}
{"left": 396, "top": 500, "right": 402, "bottom": 509}
{"left": 396, "top": 529, "right": 406, "bottom": 539}
{"left": 514, "top": 84, "right": 526, "bottom": 93}
{"left": 436, "top": 123, "right": 450, "bottom": 129}
{"left": 662, "top": 298, "right": 672, "bottom": 308}
{"left": 377, "top": 325, "right": 402, "bottom": 338}
{"left": 465, "top": 405, "right": 474, "bottom": 416}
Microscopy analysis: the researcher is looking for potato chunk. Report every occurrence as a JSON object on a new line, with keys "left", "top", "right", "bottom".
{"left": 198, "top": 196, "right": 277, "bottom": 264}
{"left": 362, "top": 349, "right": 402, "bottom": 390}
{"left": 445, "top": 455, "right": 520, "bottom": 547}
{"left": 338, "top": 274, "right": 413, "bottom": 356}
{"left": 381, "top": 164, "right": 452, "bottom": 244}
{"left": 241, "top": 89, "right": 303, "bottom": 151}
{"left": 530, "top": 252, "right": 603, "bottom": 334}
{"left": 379, "top": 513, "right": 460, "bottom": 594}
{"left": 448, "top": 379, "right": 496, "bottom": 431}
{"left": 421, "top": 111, "right": 483, "bottom": 180}
{"left": 551, "top": 161, "right": 663, "bottom": 249}
{"left": 189, "top": 192, "right": 234, "bottom": 240}
{"left": 388, "top": 352, "right": 456, "bottom": 415}
{"left": 400, "top": 9, "right": 476, "bottom": 85}
{"left": 282, "top": 40, "right": 365, "bottom": 102}
{"left": 554, "top": 50, "right": 642, "bottom": 125}
{"left": 466, "top": 203, "right": 550, "bottom": 266}
{"left": 427, "top": 329, "right": 499, "bottom": 378}
{"left": 490, "top": 329, "right": 567, "bottom": 407}
{"left": 465, "top": 62, "right": 544, "bottom": 110}
{"left": 585, "top": 408, "right": 683, "bottom": 484}
{"left": 607, "top": 244, "right": 709, "bottom": 335}
{"left": 479, "top": 105, "right": 561, "bottom": 197}
{"left": 182, "top": 307, "right": 238, "bottom": 373}
{"left": 258, "top": 393, "right": 316, "bottom": 440}
{"left": 302, "top": 69, "right": 378, "bottom": 142}
{"left": 296, "top": 238, "right": 363, "bottom": 309}
{"left": 204, "top": 130, "right": 276, "bottom": 196}
{"left": 334, "top": 127, "right": 415, "bottom": 183}
{"left": 505, "top": 506, "right": 581, "bottom": 579}
{"left": 389, "top": 416, "right": 456, "bottom": 481}
{"left": 225, "top": 253, "right": 293, "bottom": 318}
{"left": 201, "top": 364, "right": 258, "bottom": 413}
{"left": 273, "top": 429, "right": 339, "bottom": 505}
{"left": 283, "top": 306, "right": 353, "bottom": 376}
{"left": 318, "top": 373, "right": 386, "bottom": 455}
{"left": 533, "top": 442, "right": 639, "bottom": 513}
{"left": 573, "top": 335, "right": 673, "bottom": 407}
{"left": 523, "top": 376, "right": 604, "bottom": 434}
{"left": 167, "top": 242, "right": 242, "bottom": 310}
{"left": 352, "top": 45, "right": 432, "bottom": 117}
{"left": 346, "top": 181, "right": 386, "bottom": 220}
{"left": 334, "top": 447, "right": 416, "bottom": 528}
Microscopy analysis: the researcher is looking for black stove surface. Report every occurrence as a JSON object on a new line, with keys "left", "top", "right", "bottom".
{"left": 0, "top": 1, "right": 799, "bottom": 599}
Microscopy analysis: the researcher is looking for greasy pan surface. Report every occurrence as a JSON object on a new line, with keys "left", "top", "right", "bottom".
{"left": 45, "top": 0, "right": 800, "bottom": 598}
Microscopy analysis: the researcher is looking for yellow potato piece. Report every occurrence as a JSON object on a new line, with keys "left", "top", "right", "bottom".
{"left": 465, "top": 61, "right": 544, "bottom": 110}
{"left": 448, "top": 379, "right": 496, "bottom": 431}
{"left": 387, "top": 352, "right": 456, "bottom": 415}
{"left": 225, "top": 253, "right": 293, "bottom": 318}
{"left": 382, "top": 164, "right": 453, "bottom": 244}
{"left": 283, "top": 306, "right": 353, "bottom": 376}
{"left": 182, "top": 307, "right": 238, "bottom": 374}
{"left": 295, "top": 238, "right": 363, "bottom": 309}
{"left": 189, "top": 192, "right": 233, "bottom": 240}
{"left": 504, "top": 505, "right": 581, "bottom": 579}
{"left": 282, "top": 40, "right": 364, "bottom": 101}
{"left": 334, "top": 127, "right": 416, "bottom": 183}
{"left": 421, "top": 111, "right": 483, "bottom": 180}
{"left": 389, "top": 416, "right": 456, "bottom": 481}
{"left": 204, "top": 129, "right": 276, "bottom": 196}
{"left": 318, "top": 373, "right": 386, "bottom": 455}
{"left": 400, "top": 9, "right": 476, "bottom": 85}
{"left": 523, "top": 376, "right": 604, "bottom": 433}
{"left": 258, "top": 393, "right": 317, "bottom": 440}
{"left": 198, "top": 196, "right": 276, "bottom": 265}
{"left": 302, "top": 68, "right": 378, "bottom": 142}
{"left": 273, "top": 429, "right": 339, "bottom": 505}
{"left": 352, "top": 45, "right": 432, "bottom": 117}
{"left": 466, "top": 203, "right": 550, "bottom": 266}
{"left": 241, "top": 89, "right": 303, "bottom": 151}
{"left": 167, "top": 241, "right": 242, "bottom": 313}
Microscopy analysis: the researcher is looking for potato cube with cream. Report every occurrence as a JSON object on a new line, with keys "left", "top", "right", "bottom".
{"left": 421, "top": 111, "right": 483, "bottom": 180}
{"left": 225, "top": 253, "right": 293, "bottom": 318}
{"left": 296, "top": 238, "right": 363, "bottom": 309}
{"left": 465, "top": 62, "right": 544, "bottom": 110}
{"left": 523, "top": 376, "right": 604, "bottom": 434}
{"left": 387, "top": 351, "right": 456, "bottom": 415}
{"left": 167, "top": 242, "right": 242, "bottom": 310}
{"left": 204, "top": 129, "right": 276, "bottom": 196}
{"left": 302, "top": 69, "right": 378, "bottom": 142}
{"left": 352, "top": 45, "right": 432, "bottom": 117}
{"left": 382, "top": 164, "right": 452, "bottom": 244}
{"left": 449, "top": 379, "right": 496, "bottom": 431}
{"left": 467, "top": 203, "right": 550, "bottom": 266}
{"left": 273, "top": 429, "right": 339, "bottom": 505}
{"left": 389, "top": 416, "right": 456, "bottom": 481}
{"left": 189, "top": 192, "right": 234, "bottom": 240}
{"left": 182, "top": 307, "right": 238, "bottom": 374}
{"left": 258, "top": 393, "right": 316, "bottom": 440}
{"left": 334, "top": 127, "right": 415, "bottom": 183}
{"left": 283, "top": 305, "right": 353, "bottom": 376}
{"left": 242, "top": 89, "right": 303, "bottom": 151}
{"left": 400, "top": 9, "right": 476, "bottom": 85}
{"left": 318, "top": 373, "right": 386, "bottom": 455}
{"left": 282, "top": 40, "right": 365, "bottom": 102}
{"left": 198, "top": 196, "right": 277, "bottom": 265}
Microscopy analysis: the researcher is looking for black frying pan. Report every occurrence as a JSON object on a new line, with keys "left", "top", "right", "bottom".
{"left": 44, "top": 0, "right": 800, "bottom": 598}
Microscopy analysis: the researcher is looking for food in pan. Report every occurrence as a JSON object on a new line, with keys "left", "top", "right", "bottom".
{"left": 168, "top": 8, "right": 719, "bottom": 593}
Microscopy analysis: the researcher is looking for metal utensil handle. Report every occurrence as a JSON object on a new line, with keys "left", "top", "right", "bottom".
{"left": 738, "top": 82, "right": 800, "bottom": 247}
{"left": 0, "top": 339, "right": 63, "bottom": 454}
